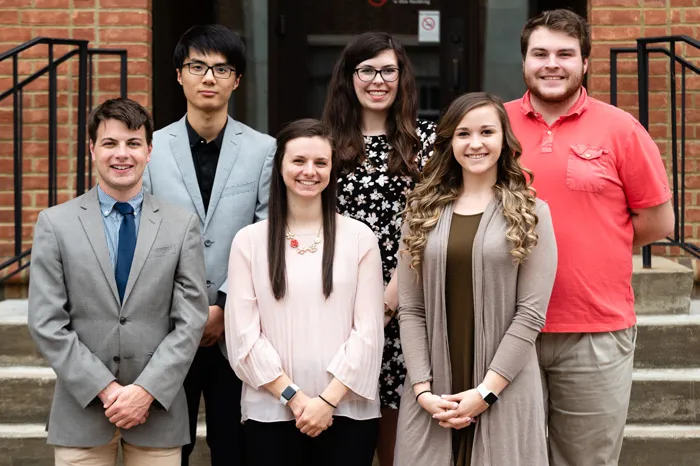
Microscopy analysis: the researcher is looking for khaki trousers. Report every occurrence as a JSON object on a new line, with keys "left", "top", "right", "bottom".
{"left": 536, "top": 326, "right": 636, "bottom": 466}
{"left": 54, "top": 429, "right": 181, "bottom": 466}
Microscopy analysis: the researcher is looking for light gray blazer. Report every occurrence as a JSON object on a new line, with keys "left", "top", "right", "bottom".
{"left": 28, "top": 188, "right": 209, "bottom": 448}
{"left": 396, "top": 198, "right": 557, "bottom": 466}
{"left": 143, "top": 115, "right": 275, "bottom": 357}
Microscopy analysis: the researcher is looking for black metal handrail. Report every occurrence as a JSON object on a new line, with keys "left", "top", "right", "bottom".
{"left": 610, "top": 35, "right": 700, "bottom": 268}
{"left": 0, "top": 38, "right": 127, "bottom": 284}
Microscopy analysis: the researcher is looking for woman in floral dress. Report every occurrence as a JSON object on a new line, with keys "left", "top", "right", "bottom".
{"left": 322, "top": 32, "right": 435, "bottom": 466}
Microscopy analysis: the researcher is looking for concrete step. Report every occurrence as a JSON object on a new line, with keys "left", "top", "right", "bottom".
{"left": 635, "top": 315, "right": 700, "bottom": 368}
{"left": 0, "top": 367, "right": 206, "bottom": 425}
{"left": 0, "top": 424, "right": 210, "bottom": 466}
{"left": 628, "top": 369, "right": 700, "bottom": 424}
{"left": 2, "top": 365, "right": 697, "bottom": 427}
{"left": 632, "top": 255, "right": 693, "bottom": 315}
{"left": 1, "top": 423, "right": 697, "bottom": 465}
{"left": 3, "top": 299, "right": 700, "bottom": 369}
{"left": 619, "top": 424, "right": 700, "bottom": 465}
{"left": 0, "top": 300, "right": 44, "bottom": 366}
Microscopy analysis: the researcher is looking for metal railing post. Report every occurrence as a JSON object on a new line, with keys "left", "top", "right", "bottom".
{"left": 48, "top": 43, "right": 58, "bottom": 207}
{"left": 76, "top": 41, "right": 88, "bottom": 196}
{"left": 637, "top": 39, "right": 653, "bottom": 269}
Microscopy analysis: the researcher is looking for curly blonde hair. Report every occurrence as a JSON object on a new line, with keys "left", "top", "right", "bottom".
{"left": 403, "top": 92, "right": 539, "bottom": 272}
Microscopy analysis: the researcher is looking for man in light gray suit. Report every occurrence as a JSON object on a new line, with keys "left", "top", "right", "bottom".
{"left": 28, "top": 98, "right": 208, "bottom": 466}
{"left": 143, "top": 25, "right": 274, "bottom": 466}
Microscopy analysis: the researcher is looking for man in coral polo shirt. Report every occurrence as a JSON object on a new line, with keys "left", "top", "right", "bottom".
{"left": 505, "top": 9, "right": 674, "bottom": 466}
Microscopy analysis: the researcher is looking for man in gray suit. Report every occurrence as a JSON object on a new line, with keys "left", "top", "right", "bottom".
{"left": 143, "top": 25, "right": 274, "bottom": 466}
{"left": 28, "top": 98, "right": 208, "bottom": 466}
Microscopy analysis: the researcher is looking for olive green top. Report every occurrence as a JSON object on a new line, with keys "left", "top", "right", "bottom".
{"left": 446, "top": 212, "right": 481, "bottom": 465}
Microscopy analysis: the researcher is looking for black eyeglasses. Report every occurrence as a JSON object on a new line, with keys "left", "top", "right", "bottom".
{"left": 354, "top": 67, "right": 400, "bottom": 82}
{"left": 182, "top": 63, "right": 236, "bottom": 79}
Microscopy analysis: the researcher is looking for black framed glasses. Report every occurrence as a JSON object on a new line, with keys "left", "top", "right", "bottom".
{"left": 354, "top": 67, "right": 400, "bottom": 82}
{"left": 182, "top": 63, "right": 236, "bottom": 79}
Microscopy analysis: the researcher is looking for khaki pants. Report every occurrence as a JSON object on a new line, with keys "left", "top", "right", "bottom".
{"left": 536, "top": 327, "right": 636, "bottom": 466}
{"left": 55, "top": 429, "right": 181, "bottom": 466}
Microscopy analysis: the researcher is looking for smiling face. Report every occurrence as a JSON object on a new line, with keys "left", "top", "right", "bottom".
{"left": 352, "top": 49, "right": 400, "bottom": 117}
{"left": 523, "top": 27, "right": 587, "bottom": 107}
{"left": 177, "top": 50, "right": 240, "bottom": 113}
{"left": 90, "top": 119, "right": 151, "bottom": 201}
{"left": 281, "top": 136, "right": 333, "bottom": 202}
{"left": 451, "top": 105, "right": 503, "bottom": 183}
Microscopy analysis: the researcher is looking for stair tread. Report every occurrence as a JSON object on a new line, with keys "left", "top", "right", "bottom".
{"left": 632, "top": 368, "right": 700, "bottom": 381}
{"left": 3, "top": 423, "right": 699, "bottom": 439}
{"left": 624, "top": 424, "right": 700, "bottom": 438}
{"left": 3, "top": 366, "right": 698, "bottom": 381}
{"left": 637, "top": 314, "right": 700, "bottom": 325}
{"left": 0, "top": 423, "right": 209, "bottom": 438}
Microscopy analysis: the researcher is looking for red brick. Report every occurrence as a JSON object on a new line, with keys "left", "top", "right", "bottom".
{"left": 21, "top": 11, "right": 70, "bottom": 25}
{"left": 671, "top": 25, "right": 697, "bottom": 36}
{"left": 99, "top": 0, "right": 148, "bottom": 7}
{"left": 32, "top": 28, "right": 70, "bottom": 39}
{"left": 644, "top": 26, "right": 669, "bottom": 36}
{"left": 644, "top": 9, "right": 668, "bottom": 24}
{"left": 72, "top": 11, "right": 94, "bottom": 25}
{"left": 73, "top": 0, "right": 95, "bottom": 6}
{"left": 34, "top": 0, "right": 70, "bottom": 7}
{"left": 97, "top": 59, "right": 149, "bottom": 75}
{"left": 98, "top": 11, "right": 150, "bottom": 26}
{"left": 127, "top": 76, "right": 150, "bottom": 92}
{"left": 0, "top": 0, "right": 31, "bottom": 6}
{"left": 100, "top": 27, "right": 151, "bottom": 43}
{"left": 591, "top": 0, "right": 640, "bottom": 5}
{"left": 670, "top": 0, "right": 694, "bottom": 6}
{"left": 649, "top": 124, "right": 669, "bottom": 138}
{"left": 684, "top": 9, "right": 700, "bottom": 23}
{"left": 115, "top": 44, "right": 150, "bottom": 59}
{"left": 643, "top": 0, "right": 665, "bottom": 6}
{"left": 591, "top": 26, "right": 643, "bottom": 41}
{"left": 72, "top": 28, "right": 96, "bottom": 41}
{"left": 0, "top": 27, "right": 33, "bottom": 43}
{"left": 0, "top": 10, "right": 19, "bottom": 24}
{"left": 592, "top": 9, "right": 641, "bottom": 24}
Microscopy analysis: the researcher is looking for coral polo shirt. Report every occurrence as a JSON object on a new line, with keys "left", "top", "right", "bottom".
{"left": 505, "top": 88, "right": 671, "bottom": 333}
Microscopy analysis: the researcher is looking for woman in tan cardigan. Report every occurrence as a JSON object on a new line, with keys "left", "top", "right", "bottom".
{"left": 395, "top": 92, "right": 557, "bottom": 466}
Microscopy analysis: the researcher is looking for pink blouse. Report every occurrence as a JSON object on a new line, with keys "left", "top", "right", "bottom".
{"left": 225, "top": 214, "right": 384, "bottom": 423}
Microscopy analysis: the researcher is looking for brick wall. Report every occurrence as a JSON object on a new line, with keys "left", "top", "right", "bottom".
{"left": 587, "top": 0, "right": 700, "bottom": 261}
{"left": 0, "top": 0, "right": 152, "bottom": 296}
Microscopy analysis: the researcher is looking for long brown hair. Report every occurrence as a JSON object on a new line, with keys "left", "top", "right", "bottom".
{"left": 321, "top": 32, "right": 421, "bottom": 177}
{"left": 403, "top": 92, "right": 539, "bottom": 271}
{"left": 268, "top": 119, "right": 338, "bottom": 300}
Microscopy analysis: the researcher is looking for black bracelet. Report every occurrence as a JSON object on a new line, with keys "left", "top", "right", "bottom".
{"left": 415, "top": 390, "right": 432, "bottom": 401}
{"left": 318, "top": 394, "right": 337, "bottom": 409}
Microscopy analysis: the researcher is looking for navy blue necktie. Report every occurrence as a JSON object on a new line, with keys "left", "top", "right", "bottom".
{"left": 114, "top": 202, "right": 136, "bottom": 303}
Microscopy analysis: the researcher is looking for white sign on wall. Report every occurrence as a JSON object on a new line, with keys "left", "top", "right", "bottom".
{"left": 418, "top": 10, "right": 440, "bottom": 43}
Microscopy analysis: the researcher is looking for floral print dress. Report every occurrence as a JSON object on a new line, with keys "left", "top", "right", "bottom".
{"left": 336, "top": 119, "right": 437, "bottom": 409}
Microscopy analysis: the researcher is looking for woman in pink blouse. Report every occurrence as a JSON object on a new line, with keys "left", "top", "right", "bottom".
{"left": 224, "top": 118, "right": 384, "bottom": 465}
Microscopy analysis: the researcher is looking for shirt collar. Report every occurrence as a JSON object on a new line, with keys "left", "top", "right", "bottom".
{"left": 185, "top": 117, "right": 227, "bottom": 151}
{"left": 520, "top": 87, "right": 589, "bottom": 119}
{"left": 97, "top": 185, "right": 144, "bottom": 217}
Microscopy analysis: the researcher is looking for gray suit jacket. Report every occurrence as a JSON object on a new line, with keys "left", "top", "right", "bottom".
{"left": 28, "top": 188, "right": 208, "bottom": 448}
{"left": 143, "top": 115, "right": 275, "bottom": 357}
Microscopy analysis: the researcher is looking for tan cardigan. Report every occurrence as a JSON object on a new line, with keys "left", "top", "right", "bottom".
{"left": 395, "top": 198, "right": 557, "bottom": 466}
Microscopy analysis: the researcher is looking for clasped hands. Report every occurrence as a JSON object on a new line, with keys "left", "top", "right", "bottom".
{"left": 98, "top": 381, "right": 155, "bottom": 430}
{"left": 287, "top": 391, "right": 335, "bottom": 438}
{"left": 418, "top": 389, "right": 489, "bottom": 429}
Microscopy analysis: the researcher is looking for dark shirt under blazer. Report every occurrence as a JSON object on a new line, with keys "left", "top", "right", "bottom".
{"left": 143, "top": 115, "right": 275, "bottom": 359}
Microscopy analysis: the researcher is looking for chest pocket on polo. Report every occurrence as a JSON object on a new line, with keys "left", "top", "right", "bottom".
{"left": 566, "top": 145, "right": 609, "bottom": 193}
